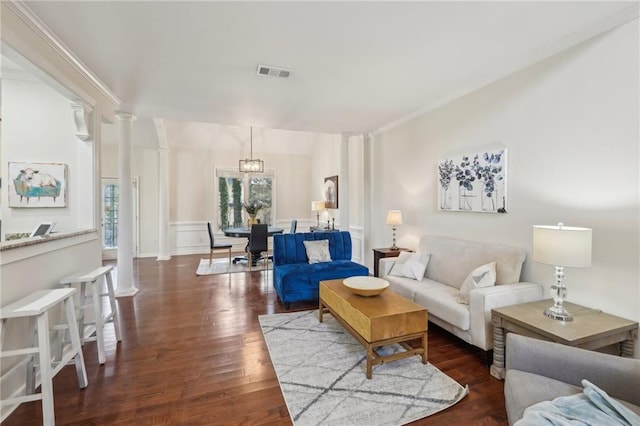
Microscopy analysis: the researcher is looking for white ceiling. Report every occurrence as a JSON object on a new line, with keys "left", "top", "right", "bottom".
{"left": 20, "top": 1, "right": 639, "bottom": 135}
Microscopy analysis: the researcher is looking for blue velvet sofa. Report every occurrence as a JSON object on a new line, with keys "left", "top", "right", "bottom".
{"left": 273, "top": 231, "right": 368, "bottom": 309}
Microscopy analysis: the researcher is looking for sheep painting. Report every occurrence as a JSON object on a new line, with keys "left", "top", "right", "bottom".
{"left": 17, "top": 168, "right": 59, "bottom": 188}
{"left": 9, "top": 162, "right": 67, "bottom": 207}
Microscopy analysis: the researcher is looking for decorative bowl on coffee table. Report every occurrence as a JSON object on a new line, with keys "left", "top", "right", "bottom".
{"left": 343, "top": 276, "right": 390, "bottom": 297}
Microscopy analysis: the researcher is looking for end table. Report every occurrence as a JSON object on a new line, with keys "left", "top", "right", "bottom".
{"left": 490, "top": 299, "right": 638, "bottom": 379}
{"left": 310, "top": 226, "right": 339, "bottom": 232}
{"left": 372, "top": 247, "right": 411, "bottom": 277}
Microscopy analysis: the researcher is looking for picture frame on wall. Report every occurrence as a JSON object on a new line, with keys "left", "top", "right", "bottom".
{"left": 324, "top": 175, "right": 338, "bottom": 209}
{"left": 437, "top": 146, "right": 507, "bottom": 213}
{"left": 9, "top": 162, "right": 68, "bottom": 208}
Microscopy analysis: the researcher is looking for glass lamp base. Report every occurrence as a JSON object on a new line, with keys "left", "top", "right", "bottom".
{"left": 544, "top": 265, "right": 573, "bottom": 321}
{"left": 389, "top": 227, "right": 398, "bottom": 250}
{"left": 544, "top": 304, "right": 573, "bottom": 321}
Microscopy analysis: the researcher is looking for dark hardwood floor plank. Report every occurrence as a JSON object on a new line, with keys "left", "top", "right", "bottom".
{"left": 4, "top": 254, "right": 507, "bottom": 425}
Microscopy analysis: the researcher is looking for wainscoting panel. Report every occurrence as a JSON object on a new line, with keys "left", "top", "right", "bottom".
{"left": 170, "top": 222, "right": 239, "bottom": 256}
{"left": 349, "top": 226, "right": 365, "bottom": 266}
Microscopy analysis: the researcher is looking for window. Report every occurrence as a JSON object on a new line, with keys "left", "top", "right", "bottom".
{"left": 248, "top": 175, "right": 273, "bottom": 225}
{"left": 102, "top": 182, "right": 119, "bottom": 248}
{"left": 101, "top": 177, "right": 139, "bottom": 257}
{"left": 216, "top": 169, "right": 275, "bottom": 230}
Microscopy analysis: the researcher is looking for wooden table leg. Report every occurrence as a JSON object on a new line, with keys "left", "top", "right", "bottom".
{"left": 490, "top": 317, "right": 506, "bottom": 379}
{"left": 366, "top": 344, "right": 373, "bottom": 379}
{"left": 64, "top": 296, "right": 88, "bottom": 388}
{"left": 318, "top": 300, "right": 324, "bottom": 323}
{"left": 78, "top": 282, "right": 87, "bottom": 344}
{"left": 25, "top": 317, "right": 36, "bottom": 394}
{"left": 421, "top": 331, "right": 428, "bottom": 363}
{"left": 37, "top": 311, "right": 55, "bottom": 426}
{"left": 621, "top": 339, "right": 635, "bottom": 357}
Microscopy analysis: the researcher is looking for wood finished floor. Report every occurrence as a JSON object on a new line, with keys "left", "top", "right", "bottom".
{"left": 5, "top": 254, "right": 507, "bottom": 425}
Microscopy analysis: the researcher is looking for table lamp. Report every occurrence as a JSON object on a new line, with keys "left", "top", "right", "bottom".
{"left": 532, "top": 223, "right": 592, "bottom": 321}
{"left": 386, "top": 210, "right": 403, "bottom": 250}
{"left": 312, "top": 201, "right": 326, "bottom": 227}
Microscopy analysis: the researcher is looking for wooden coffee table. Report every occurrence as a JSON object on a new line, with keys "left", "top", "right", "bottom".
{"left": 319, "top": 279, "right": 428, "bottom": 379}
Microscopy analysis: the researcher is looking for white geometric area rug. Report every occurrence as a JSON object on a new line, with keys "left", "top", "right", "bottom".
{"left": 259, "top": 310, "right": 468, "bottom": 426}
{"left": 195, "top": 258, "right": 269, "bottom": 275}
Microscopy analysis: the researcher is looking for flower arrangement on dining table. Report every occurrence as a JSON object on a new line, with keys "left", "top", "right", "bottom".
{"left": 244, "top": 200, "right": 263, "bottom": 226}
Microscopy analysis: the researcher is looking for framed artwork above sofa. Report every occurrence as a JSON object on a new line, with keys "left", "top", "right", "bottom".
{"left": 437, "top": 146, "right": 507, "bottom": 213}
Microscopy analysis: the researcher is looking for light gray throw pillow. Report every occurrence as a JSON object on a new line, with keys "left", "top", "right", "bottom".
{"left": 303, "top": 239, "right": 332, "bottom": 264}
{"left": 390, "top": 251, "right": 430, "bottom": 280}
{"left": 456, "top": 261, "right": 496, "bottom": 304}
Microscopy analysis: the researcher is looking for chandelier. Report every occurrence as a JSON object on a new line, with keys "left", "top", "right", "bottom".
{"left": 239, "top": 126, "right": 264, "bottom": 173}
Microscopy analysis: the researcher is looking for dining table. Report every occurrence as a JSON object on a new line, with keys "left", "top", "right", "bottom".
{"left": 223, "top": 226, "right": 284, "bottom": 266}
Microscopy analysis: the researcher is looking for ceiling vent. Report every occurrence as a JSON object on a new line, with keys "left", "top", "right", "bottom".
{"left": 256, "top": 64, "right": 291, "bottom": 78}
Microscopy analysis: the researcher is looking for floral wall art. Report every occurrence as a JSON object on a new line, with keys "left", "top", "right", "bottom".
{"left": 437, "top": 147, "right": 507, "bottom": 213}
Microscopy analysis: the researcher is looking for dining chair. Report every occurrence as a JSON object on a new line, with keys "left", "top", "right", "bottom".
{"left": 247, "top": 224, "right": 268, "bottom": 271}
{"left": 289, "top": 219, "right": 297, "bottom": 233}
{"left": 207, "top": 222, "right": 232, "bottom": 266}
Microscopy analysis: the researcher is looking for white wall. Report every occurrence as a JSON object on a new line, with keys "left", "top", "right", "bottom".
{"left": 371, "top": 20, "right": 640, "bottom": 355}
{"left": 102, "top": 120, "right": 160, "bottom": 257}
{"left": 104, "top": 119, "right": 343, "bottom": 257}
{"left": 348, "top": 137, "right": 364, "bottom": 229}
{"left": 1, "top": 78, "right": 78, "bottom": 235}
{"left": 0, "top": 4, "right": 118, "bottom": 418}
{"left": 304, "top": 134, "right": 366, "bottom": 261}
{"left": 310, "top": 135, "right": 341, "bottom": 228}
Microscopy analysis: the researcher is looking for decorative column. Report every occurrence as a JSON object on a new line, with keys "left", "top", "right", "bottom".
{"left": 362, "top": 133, "right": 372, "bottom": 266}
{"left": 115, "top": 112, "right": 139, "bottom": 297}
{"left": 339, "top": 132, "right": 350, "bottom": 232}
{"left": 154, "top": 119, "right": 171, "bottom": 261}
{"left": 70, "top": 102, "right": 96, "bottom": 230}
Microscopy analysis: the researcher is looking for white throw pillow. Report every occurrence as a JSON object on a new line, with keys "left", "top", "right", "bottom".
{"left": 389, "top": 251, "right": 413, "bottom": 276}
{"left": 303, "top": 239, "right": 332, "bottom": 264}
{"left": 389, "top": 252, "right": 430, "bottom": 280}
{"left": 456, "top": 262, "right": 496, "bottom": 304}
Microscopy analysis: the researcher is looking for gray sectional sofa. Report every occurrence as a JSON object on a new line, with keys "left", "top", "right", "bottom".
{"left": 504, "top": 333, "right": 640, "bottom": 425}
{"left": 380, "top": 235, "right": 543, "bottom": 360}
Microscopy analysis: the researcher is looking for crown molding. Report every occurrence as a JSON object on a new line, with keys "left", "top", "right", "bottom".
{"left": 115, "top": 111, "right": 137, "bottom": 122}
{"left": 4, "top": 1, "right": 121, "bottom": 106}
{"left": 372, "top": 4, "right": 640, "bottom": 137}
{"left": 0, "top": 67, "right": 39, "bottom": 82}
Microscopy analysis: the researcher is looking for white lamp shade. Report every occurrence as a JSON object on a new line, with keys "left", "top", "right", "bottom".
{"left": 311, "top": 201, "right": 326, "bottom": 212}
{"left": 532, "top": 224, "right": 592, "bottom": 267}
{"left": 386, "top": 210, "right": 403, "bottom": 226}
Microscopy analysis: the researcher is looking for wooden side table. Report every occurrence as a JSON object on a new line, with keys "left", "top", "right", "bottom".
{"left": 310, "top": 226, "right": 339, "bottom": 232}
{"left": 490, "top": 299, "right": 638, "bottom": 379}
{"left": 372, "top": 247, "right": 411, "bottom": 277}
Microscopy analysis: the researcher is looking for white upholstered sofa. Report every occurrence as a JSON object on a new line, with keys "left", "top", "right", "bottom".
{"left": 380, "top": 235, "right": 543, "bottom": 361}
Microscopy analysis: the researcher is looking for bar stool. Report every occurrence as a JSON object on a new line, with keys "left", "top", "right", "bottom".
{"left": 0, "top": 288, "right": 88, "bottom": 425}
{"left": 59, "top": 265, "right": 121, "bottom": 365}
